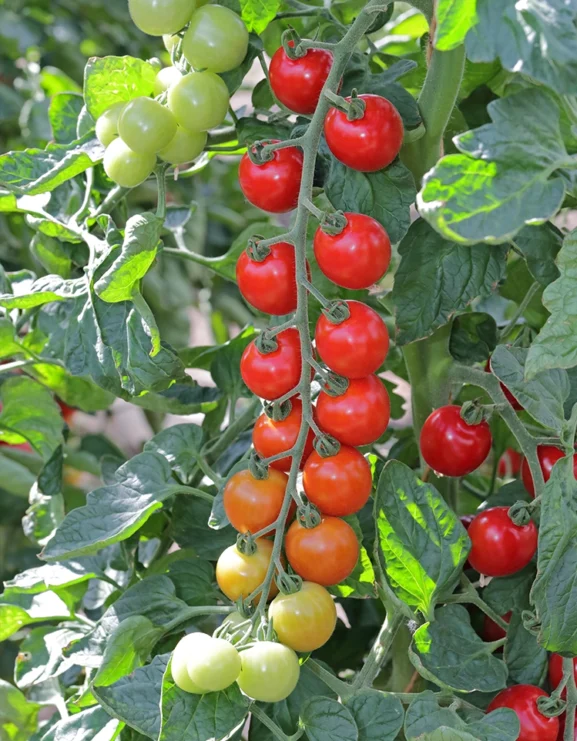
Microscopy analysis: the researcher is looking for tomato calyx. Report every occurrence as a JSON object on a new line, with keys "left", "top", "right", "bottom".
{"left": 246, "top": 235, "right": 271, "bottom": 262}
{"left": 247, "top": 140, "right": 277, "bottom": 165}
{"left": 537, "top": 694, "right": 567, "bottom": 718}
{"left": 281, "top": 29, "right": 307, "bottom": 60}
{"left": 313, "top": 433, "right": 341, "bottom": 458}
{"left": 460, "top": 399, "right": 492, "bottom": 426}
{"left": 248, "top": 451, "right": 270, "bottom": 480}
{"left": 508, "top": 499, "right": 535, "bottom": 527}
{"left": 275, "top": 571, "right": 302, "bottom": 595}
{"left": 322, "top": 300, "right": 351, "bottom": 325}
{"left": 322, "top": 372, "right": 350, "bottom": 397}
{"left": 264, "top": 398, "right": 293, "bottom": 422}
{"left": 521, "top": 609, "right": 542, "bottom": 637}
{"left": 255, "top": 329, "right": 280, "bottom": 354}
{"left": 236, "top": 532, "right": 258, "bottom": 556}
{"left": 319, "top": 210, "right": 348, "bottom": 237}
{"left": 326, "top": 88, "right": 366, "bottom": 121}
{"left": 296, "top": 501, "right": 322, "bottom": 528}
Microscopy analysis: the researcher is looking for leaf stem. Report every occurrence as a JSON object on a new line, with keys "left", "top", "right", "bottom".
{"left": 163, "top": 605, "right": 234, "bottom": 633}
{"left": 250, "top": 705, "right": 293, "bottom": 741}
{"left": 306, "top": 659, "right": 353, "bottom": 698}
{"left": 499, "top": 281, "right": 540, "bottom": 342}
{"left": 354, "top": 609, "right": 404, "bottom": 688}
{"left": 565, "top": 657, "right": 577, "bottom": 741}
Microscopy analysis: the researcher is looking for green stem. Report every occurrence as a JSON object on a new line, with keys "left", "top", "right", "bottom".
{"left": 163, "top": 605, "right": 234, "bottom": 633}
{"left": 206, "top": 126, "right": 238, "bottom": 146}
{"left": 354, "top": 610, "right": 404, "bottom": 688}
{"left": 250, "top": 705, "right": 301, "bottom": 741}
{"left": 307, "top": 659, "right": 353, "bottom": 699}
{"left": 565, "top": 656, "right": 577, "bottom": 741}
{"left": 91, "top": 185, "right": 129, "bottom": 218}
{"left": 155, "top": 164, "right": 169, "bottom": 220}
{"left": 499, "top": 281, "right": 540, "bottom": 341}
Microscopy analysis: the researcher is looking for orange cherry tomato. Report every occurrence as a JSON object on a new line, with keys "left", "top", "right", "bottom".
{"left": 303, "top": 445, "right": 372, "bottom": 517}
{"left": 216, "top": 538, "right": 280, "bottom": 603}
{"left": 223, "top": 468, "right": 287, "bottom": 534}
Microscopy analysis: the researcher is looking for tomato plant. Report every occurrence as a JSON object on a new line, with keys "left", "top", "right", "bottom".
{"left": 252, "top": 398, "right": 314, "bottom": 471}
{"left": 236, "top": 241, "right": 299, "bottom": 315}
{"left": 240, "top": 328, "right": 302, "bottom": 400}
{"left": 238, "top": 143, "right": 304, "bottom": 213}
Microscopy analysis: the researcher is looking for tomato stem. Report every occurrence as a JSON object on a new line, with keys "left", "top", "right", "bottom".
{"left": 564, "top": 657, "right": 577, "bottom": 741}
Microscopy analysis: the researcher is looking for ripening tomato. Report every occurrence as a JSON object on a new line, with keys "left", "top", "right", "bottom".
{"left": 252, "top": 398, "right": 314, "bottom": 472}
{"left": 118, "top": 97, "right": 177, "bottom": 154}
{"left": 467, "top": 507, "right": 538, "bottom": 577}
{"left": 103, "top": 138, "right": 156, "bottom": 188}
{"left": 239, "top": 143, "right": 303, "bottom": 213}
{"left": 171, "top": 633, "right": 210, "bottom": 693}
{"left": 482, "top": 612, "right": 511, "bottom": 642}
{"left": 549, "top": 654, "right": 577, "bottom": 695}
{"left": 269, "top": 43, "right": 333, "bottom": 114}
{"left": 236, "top": 641, "right": 300, "bottom": 702}
{"left": 303, "top": 446, "right": 372, "bottom": 517}
{"left": 236, "top": 242, "right": 298, "bottom": 315}
{"left": 223, "top": 468, "right": 287, "bottom": 534}
{"left": 269, "top": 581, "right": 337, "bottom": 652}
{"left": 498, "top": 448, "right": 523, "bottom": 478}
{"left": 182, "top": 5, "right": 248, "bottom": 73}
{"left": 487, "top": 685, "right": 559, "bottom": 741}
{"left": 324, "top": 94, "right": 404, "bottom": 172}
{"left": 316, "top": 374, "right": 390, "bottom": 447}
{"left": 420, "top": 405, "right": 492, "bottom": 477}
{"left": 240, "top": 328, "right": 302, "bottom": 400}
{"left": 128, "top": 0, "right": 195, "bottom": 36}
{"left": 186, "top": 636, "right": 241, "bottom": 692}
{"left": 168, "top": 71, "right": 230, "bottom": 133}
{"left": 95, "top": 102, "right": 125, "bottom": 147}
{"left": 315, "top": 301, "right": 389, "bottom": 379}
{"left": 285, "top": 516, "right": 359, "bottom": 586}
{"left": 313, "top": 214, "right": 391, "bottom": 289}
{"left": 216, "top": 538, "right": 280, "bottom": 603}
{"left": 521, "top": 446, "right": 577, "bottom": 497}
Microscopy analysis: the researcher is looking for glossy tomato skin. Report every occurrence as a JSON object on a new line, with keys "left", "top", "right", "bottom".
{"left": 303, "top": 446, "right": 372, "bottom": 517}
{"left": 118, "top": 97, "right": 177, "bottom": 154}
{"left": 216, "top": 539, "right": 279, "bottom": 603}
{"left": 182, "top": 5, "right": 248, "bottom": 74}
{"left": 420, "top": 405, "right": 492, "bottom": 477}
{"left": 241, "top": 328, "right": 301, "bottom": 400}
{"left": 269, "top": 581, "right": 337, "bottom": 652}
{"left": 128, "top": 0, "right": 195, "bottom": 36}
{"left": 236, "top": 641, "right": 300, "bottom": 702}
{"left": 467, "top": 507, "right": 538, "bottom": 577}
{"left": 252, "top": 398, "right": 314, "bottom": 472}
{"left": 549, "top": 654, "right": 577, "bottom": 695}
{"left": 239, "top": 144, "right": 303, "bottom": 213}
{"left": 482, "top": 611, "right": 511, "bottom": 642}
{"left": 167, "top": 71, "right": 229, "bottom": 133}
{"left": 315, "top": 301, "right": 389, "bottom": 378}
{"left": 313, "top": 214, "right": 391, "bottom": 289}
{"left": 223, "top": 468, "right": 287, "bottom": 533}
{"left": 324, "top": 94, "right": 404, "bottom": 172}
{"left": 487, "top": 685, "right": 559, "bottom": 741}
{"left": 186, "top": 636, "right": 241, "bottom": 692}
{"left": 103, "top": 138, "right": 156, "bottom": 188}
{"left": 236, "top": 242, "right": 298, "bottom": 315}
{"left": 285, "top": 516, "right": 359, "bottom": 586}
{"left": 316, "top": 374, "right": 390, "bottom": 446}
{"left": 269, "top": 44, "right": 333, "bottom": 115}
{"left": 521, "top": 446, "right": 577, "bottom": 497}
{"left": 171, "top": 633, "right": 210, "bottom": 693}
{"left": 498, "top": 448, "right": 523, "bottom": 478}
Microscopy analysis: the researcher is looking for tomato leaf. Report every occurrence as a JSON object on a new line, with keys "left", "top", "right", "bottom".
{"left": 0, "top": 591, "right": 71, "bottom": 642}
{"left": 31, "top": 706, "right": 120, "bottom": 741}
{"left": 449, "top": 312, "right": 498, "bottom": 364}
{"left": 220, "top": 34, "right": 263, "bottom": 94}
{"left": 143, "top": 422, "right": 204, "bottom": 483}
{"left": 49, "top": 92, "right": 84, "bottom": 144}
{"left": 512, "top": 222, "right": 562, "bottom": 288}
{"left": 504, "top": 611, "right": 548, "bottom": 687}
{"left": 83, "top": 55, "right": 157, "bottom": 120}
{"left": 23, "top": 445, "right": 65, "bottom": 547}
{"left": 343, "top": 689, "right": 404, "bottom": 741}
{"left": 93, "top": 615, "right": 162, "bottom": 688}
{"left": 0, "top": 679, "right": 41, "bottom": 741}
{"left": 239, "top": 0, "right": 281, "bottom": 34}
{"left": 15, "top": 624, "right": 88, "bottom": 688}
{"left": 300, "top": 696, "right": 359, "bottom": 741}
{"left": 482, "top": 564, "right": 536, "bottom": 616}
{"left": 435, "top": 0, "right": 477, "bottom": 51}
{"left": 171, "top": 496, "right": 236, "bottom": 560}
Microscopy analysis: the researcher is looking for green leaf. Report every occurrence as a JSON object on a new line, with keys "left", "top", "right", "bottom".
{"left": 236, "top": 116, "right": 291, "bottom": 146}
{"left": 329, "top": 545, "right": 376, "bottom": 599}
{"left": 404, "top": 691, "right": 464, "bottom": 739}
{"left": 83, "top": 56, "right": 157, "bottom": 120}
{"left": 93, "top": 615, "right": 162, "bottom": 687}
{"left": 0, "top": 133, "right": 103, "bottom": 196}
{"left": 49, "top": 92, "right": 85, "bottom": 144}
{"left": 239, "top": 0, "right": 281, "bottom": 34}
{"left": 0, "top": 317, "right": 22, "bottom": 359}
{"left": 435, "top": 0, "right": 477, "bottom": 51}
{"left": 24, "top": 362, "right": 114, "bottom": 413}
{"left": 0, "top": 452, "right": 36, "bottom": 498}
{"left": 4, "top": 556, "right": 112, "bottom": 596}
{"left": 22, "top": 445, "right": 65, "bottom": 546}
{"left": 130, "top": 379, "right": 220, "bottom": 415}
{"left": 465, "top": 710, "right": 521, "bottom": 741}
{"left": 391, "top": 220, "right": 507, "bottom": 345}
{"left": 220, "top": 34, "right": 263, "bottom": 94}
{"left": 41, "top": 452, "right": 185, "bottom": 561}
{"left": 15, "top": 624, "right": 88, "bottom": 688}
{"left": 375, "top": 461, "right": 470, "bottom": 619}
{"left": 504, "top": 611, "right": 548, "bottom": 686}
{"left": 344, "top": 689, "right": 404, "bottom": 741}
{"left": 0, "top": 679, "right": 40, "bottom": 741}
{"left": 0, "top": 591, "right": 71, "bottom": 641}
{"left": 300, "top": 696, "right": 359, "bottom": 741}
{"left": 512, "top": 222, "right": 562, "bottom": 287}
{"left": 32, "top": 706, "right": 120, "bottom": 741}
{"left": 164, "top": 558, "right": 218, "bottom": 606}
{"left": 418, "top": 90, "right": 569, "bottom": 245}
{"left": 0, "top": 377, "right": 63, "bottom": 458}
{"left": 143, "top": 423, "right": 204, "bottom": 483}
{"left": 409, "top": 604, "right": 508, "bottom": 693}
{"left": 95, "top": 213, "right": 163, "bottom": 303}
{"left": 325, "top": 159, "right": 416, "bottom": 245}
{"left": 449, "top": 312, "right": 498, "bottom": 364}
{"left": 171, "top": 495, "right": 236, "bottom": 560}
{"left": 30, "top": 233, "right": 72, "bottom": 278}
{"left": 482, "top": 564, "right": 536, "bottom": 615}
{"left": 526, "top": 229, "right": 577, "bottom": 378}
{"left": 465, "top": 0, "right": 577, "bottom": 94}
{"left": 210, "top": 328, "right": 255, "bottom": 397}
{"left": 532, "top": 456, "right": 577, "bottom": 653}
{"left": 0, "top": 275, "right": 86, "bottom": 309}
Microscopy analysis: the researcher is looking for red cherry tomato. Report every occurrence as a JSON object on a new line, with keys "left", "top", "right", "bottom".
{"left": 252, "top": 398, "right": 314, "bottom": 471}
{"left": 236, "top": 242, "right": 298, "bottom": 316}
{"left": 239, "top": 142, "right": 303, "bottom": 213}
{"left": 269, "top": 43, "right": 333, "bottom": 115}
{"left": 549, "top": 654, "right": 577, "bottom": 697}
{"left": 315, "top": 301, "right": 388, "bottom": 379}
{"left": 420, "top": 405, "right": 492, "bottom": 477}
{"left": 487, "top": 685, "right": 559, "bottom": 741}
{"left": 241, "top": 328, "right": 302, "bottom": 400}
{"left": 485, "top": 359, "right": 523, "bottom": 411}
{"left": 303, "top": 445, "right": 372, "bottom": 517}
{"left": 285, "top": 516, "right": 359, "bottom": 586}
{"left": 467, "top": 507, "right": 537, "bottom": 577}
{"left": 324, "top": 94, "right": 404, "bottom": 172}
{"left": 57, "top": 399, "right": 76, "bottom": 423}
{"left": 498, "top": 448, "right": 523, "bottom": 478}
{"left": 520, "top": 446, "right": 577, "bottom": 498}
{"left": 313, "top": 213, "right": 391, "bottom": 290}
{"left": 223, "top": 468, "right": 287, "bottom": 533}
{"left": 316, "top": 374, "right": 390, "bottom": 447}
{"left": 482, "top": 611, "right": 511, "bottom": 642}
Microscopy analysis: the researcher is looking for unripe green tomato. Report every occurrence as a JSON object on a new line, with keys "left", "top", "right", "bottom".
{"left": 171, "top": 633, "right": 210, "bottom": 693}
{"left": 163, "top": 34, "right": 180, "bottom": 53}
{"left": 237, "top": 642, "right": 300, "bottom": 702}
{"left": 182, "top": 6, "right": 249, "bottom": 73}
{"left": 118, "top": 97, "right": 177, "bottom": 154}
{"left": 128, "top": 0, "right": 196, "bottom": 36}
{"left": 187, "top": 637, "right": 241, "bottom": 692}
{"left": 103, "top": 138, "right": 156, "bottom": 188}
{"left": 95, "top": 102, "right": 125, "bottom": 147}
{"left": 167, "top": 71, "right": 229, "bottom": 132}
{"left": 158, "top": 126, "right": 206, "bottom": 164}
{"left": 154, "top": 66, "right": 183, "bottom": 96}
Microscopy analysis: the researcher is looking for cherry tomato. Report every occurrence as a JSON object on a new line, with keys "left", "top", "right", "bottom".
{"left": 171, "top": 633, "right": 210, "bottom": 693}
{"left": 118, "top": 97, "right": 177, "bottom": 154}
{"left": 269, "top": 43, "right": 333, "bottom": 114}
{"left": 223, "top": 468, "right": 287, "bottom": 534}
{"left": 216, "top": 539, "right": 280, "bottom": 603}
{"left": 168, "top": 71, "right": 230, "bottom": 133}
{"left": 56, "top": 399, "right": 75, "bottom": 424}
{"left": 269, "top": 581, "right": 337, "bottom": 652}
{"left": 154, "top": 66, "right": 182, "bottom": 96}
{"left": 103, "top": 138, "right": 156, "bottom": 188}
{"left": 487, "top": 685, "right": 559, "bottom": 741}
{"left": 285, "top": 516, "right": 359, "bottom": 586}
{"left": 549, "top": 654, "right": 577, "bottom": 696}
{"left": 485, "top": 359, "right": 523, "bottom": 410}
{"left": 236, "top": 641, "right": 300, "bottom": 702}
{"left": 467, "top": 507, "right": 537, "bottom": 577}
{"left": 315, "top": 301, "right": 389, "bottom": 379}
{"left": 252, "top": 398, "right": 314, "bottom": 472}
{"left": 498, "top": 448, "right": 523, "bottom": 478}
{"left": 303, "top": 446, "right": 372, "bottom": 517}
{"left": 186, "top": 636, "right": 241, "bottom": 692}
{"left": 158, "top": 127, "right": 207, "bottom": 165}
{"left": 239, "top": 143, "right": 303, "bottom": 213}
{"left": 240, "top": 328, "right": 302, "bottom": 400}
{"left": 420, "top": 405, "right": 492, "bottom": 477}
{"left": 324, "top": 94, "right": 404, "bottom": 172}
{"left": 183, "top": 5, "right": 248, "bottom": 73}
{"left": 95, "top": 102, "right": 125, "bottom": 147}
{"left": 482, "top": 612, "right": 511, "bottom": 642}
{"left": 521, "top": 446, "right": 577, "bottom": 498}
{"left": 313, "top": 213, "right": 391, "bottom": 289}
{"left": 236, "top": 242, "right": 298, "bottom": 315}
{"left": 316, "top": 374, "right": 390, "bottom": 447}
{"left": 128, "top": 0, "right": 195, "bottom": 35}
